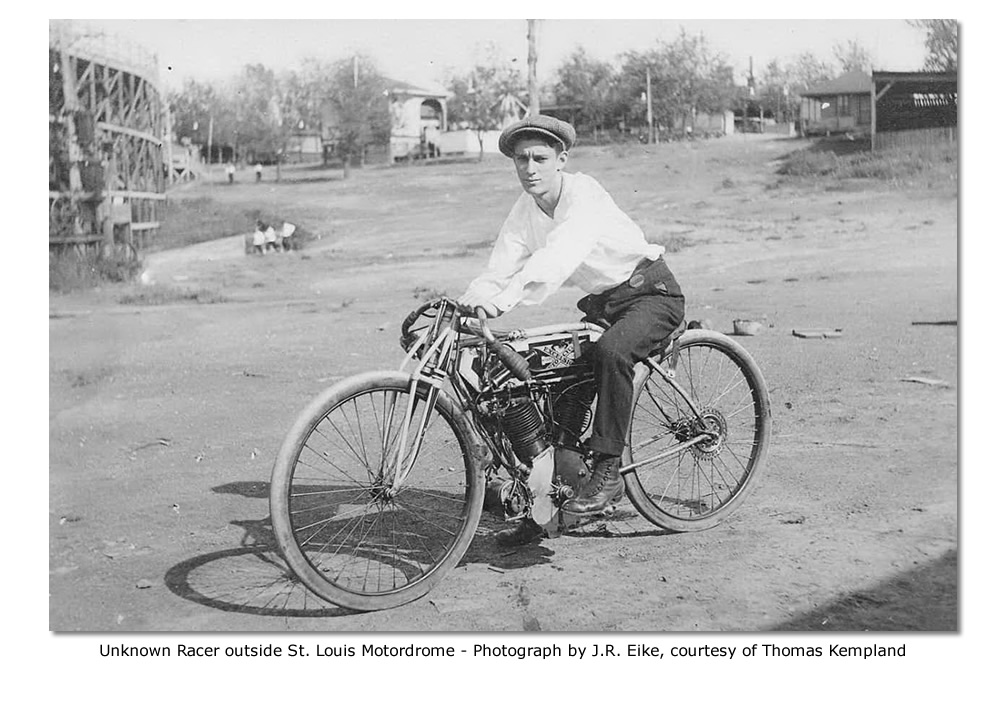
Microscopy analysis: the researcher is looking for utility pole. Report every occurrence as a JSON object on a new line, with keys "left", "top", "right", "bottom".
{"left": 646, "top": 66, "right": 654, "bottom": 144}
{"left": 164, "top": 107, "right": 174, "bottom": 186}
{"left": 527, "top": 19, "right": 540, "bottom": 116}
{"left": 207, "top": 114, "right": 214, "bottom": 170}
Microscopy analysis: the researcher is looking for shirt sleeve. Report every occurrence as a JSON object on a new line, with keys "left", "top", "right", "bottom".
{"left": 491, "top": 180, "right": 613, "bottom": 310}
{"left": 462, "top": 199, "right": 532, "bottom": 305}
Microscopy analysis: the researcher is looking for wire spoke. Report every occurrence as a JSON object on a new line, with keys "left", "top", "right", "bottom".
{"left": 277, "top": 380, "right": 475, "bottom": 601}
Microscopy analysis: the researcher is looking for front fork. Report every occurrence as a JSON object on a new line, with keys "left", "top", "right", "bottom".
{"left": 387, "top": 328, "right": 456, "bottom": 495}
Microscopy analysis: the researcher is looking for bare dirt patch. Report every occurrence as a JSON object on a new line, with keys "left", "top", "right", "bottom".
{"left": 49, "top": 135, "right": 957, "bottom": 631}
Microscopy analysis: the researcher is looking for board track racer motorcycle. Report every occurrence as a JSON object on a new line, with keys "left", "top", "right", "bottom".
{"left": 270, "top": 298, "right": 770, "bottom": 611}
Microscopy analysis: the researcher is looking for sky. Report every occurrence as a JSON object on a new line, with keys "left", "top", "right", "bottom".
{"left": 69, "top": 18, "right": 932, "bottom": 94}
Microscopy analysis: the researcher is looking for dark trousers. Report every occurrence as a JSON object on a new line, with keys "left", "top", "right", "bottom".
{"left": 577, "top": 257, "right": 685, "bottom": 456}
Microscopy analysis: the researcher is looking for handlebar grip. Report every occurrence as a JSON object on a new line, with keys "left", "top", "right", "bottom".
{"left": 401, "top": 307, "right": 424, "bottom": 339}
{"left": 488, "top": 340, "right": 532, "bottom": 382}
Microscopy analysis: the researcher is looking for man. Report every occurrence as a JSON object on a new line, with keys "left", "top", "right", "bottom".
{"left": 459, "top": 114, "right": 685, "bottom": 545}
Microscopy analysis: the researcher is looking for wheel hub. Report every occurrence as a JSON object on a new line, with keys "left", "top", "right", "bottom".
{"left": 690, "top": 408, "right": 727, "bottom": 461}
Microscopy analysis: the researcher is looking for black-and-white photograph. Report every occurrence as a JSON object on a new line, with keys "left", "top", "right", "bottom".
{"left": 48, "top": 18, "right": 958, "bottom": 636}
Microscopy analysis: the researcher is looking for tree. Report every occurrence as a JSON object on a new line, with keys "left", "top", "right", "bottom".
{"left": 230, "top": 63, "right": 284, "bottom": 168}
{"left": 758, "top": 59, "right": 793, "bottom": 122}
{"left": 272, "top": 69, "right": 317, "bottom": 180}
{"left": 619, "top": 30, "right": 736, "bottom": 137}
{"left": 446, "top": 52, "right": 526, "bottom": 160}
{"left": 552, "top": 47, "right": 621, "bottom": 135}
{"left": 304, "top": 56, "right": 391, "bottom": 178}
{"left": 167, "top": 78, "right": 232, "bottom": 161}
{"left": 833, "top": 39, "right": 874, "bottom": 73}
{"left": 909, "top": 19, "right": 958, "bottom": 71}
{"left": 785, "top": 52, "right": 836, "bottom": 91}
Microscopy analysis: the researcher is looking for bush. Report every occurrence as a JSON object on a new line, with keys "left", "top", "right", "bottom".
{"left": 777, "top": 150, "right": 840, "bottom": 177}
{"left": 49, "top": 247, "right": 143, "bottom": 292}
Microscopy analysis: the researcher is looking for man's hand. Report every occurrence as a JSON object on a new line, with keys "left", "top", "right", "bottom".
{"left": 457, "top": 291, "right": 500, "bottom": 318}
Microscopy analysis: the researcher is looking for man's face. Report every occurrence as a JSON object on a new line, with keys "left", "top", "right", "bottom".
{"left": 512, "top": 137, "right": 567, "bottom": 199}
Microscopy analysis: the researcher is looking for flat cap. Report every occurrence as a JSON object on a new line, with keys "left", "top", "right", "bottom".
{"left": 498, "top": 114, "right": 576, "bottom": 158}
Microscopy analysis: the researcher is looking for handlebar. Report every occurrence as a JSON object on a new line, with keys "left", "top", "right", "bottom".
{"left": 476, "top": 306, "right": 496, "bottom": 342}
{"left": 399, "top": 298, "right": 531, "bottom": 382}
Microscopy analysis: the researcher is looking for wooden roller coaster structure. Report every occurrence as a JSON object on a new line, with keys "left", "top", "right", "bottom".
{"left": 49, "top": 20, "right": 166, "bottom": 257}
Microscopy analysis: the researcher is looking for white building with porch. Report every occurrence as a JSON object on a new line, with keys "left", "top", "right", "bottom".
{"left": 386, "top": 79, "right": 449, "bottom": 160}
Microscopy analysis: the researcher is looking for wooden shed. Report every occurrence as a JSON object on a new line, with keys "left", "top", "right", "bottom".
{"left": 869, "top": 71, "right": 957, "bottom": 150}
{"left": 799, "top": 70, "right": 872, "bottom": 137}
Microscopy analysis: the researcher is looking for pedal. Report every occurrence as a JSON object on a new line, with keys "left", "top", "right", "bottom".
{"left": 559, "top": 510, "right": 583, "bottom": 530}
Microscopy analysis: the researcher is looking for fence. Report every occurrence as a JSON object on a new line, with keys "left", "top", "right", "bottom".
{"left": 874, "top": 126, "right": 958, "bottom": 151}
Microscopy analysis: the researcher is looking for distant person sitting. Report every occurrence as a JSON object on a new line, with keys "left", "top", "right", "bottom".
{"left": 252, "top": 220, "right": 267, "bottom": 255}
{"left": 279, "top": 222, "right": 296, "bottom": 252}
{"left": 255, "top": 162, "right": 263, "bottom": 183}
{"left": 263, "top": 222, "right": 278, "bottom": 252}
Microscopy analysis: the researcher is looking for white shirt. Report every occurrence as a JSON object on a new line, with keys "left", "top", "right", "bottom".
{"left": 465, "top": 172, "right": 664, "bottom": 311}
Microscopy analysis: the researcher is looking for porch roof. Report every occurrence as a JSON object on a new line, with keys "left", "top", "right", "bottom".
{"left": 800, "top": 70, "right": 871, "bottom": 97}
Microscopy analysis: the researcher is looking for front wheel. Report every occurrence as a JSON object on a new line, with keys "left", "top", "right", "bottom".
{"left": 623, "top": 330, "right": 771, "bottom": 532}
{"left": 269, "top": 372, "right": 484, "bottom": 611}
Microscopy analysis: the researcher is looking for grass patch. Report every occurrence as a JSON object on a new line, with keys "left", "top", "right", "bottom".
{"left": 50, "top": 249, "right": 143, "bottom": 292}
{"left": 151, "top": 196, "right": 318, "bottom": 253}
{"left": 64, "top": 367, "right": 113, "bottom": 388}
{"left": 778, "top": 140, "right": 957, "bottom": 184}
{"left": 118, "top": 286, "right": 228, "bottom": 306}
{"left": 151, "top": 196, "right": 250, "bottom": 251}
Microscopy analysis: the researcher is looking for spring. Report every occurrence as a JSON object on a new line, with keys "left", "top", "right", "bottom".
{"left": 500, "top": 399, "right": 549, "bottom": 463}
{"left": 552, "top": 380, "right": 596, "bottom": 446}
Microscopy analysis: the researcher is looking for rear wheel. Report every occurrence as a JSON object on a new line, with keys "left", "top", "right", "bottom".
{"left": 623, "top": 330, "right": 771, "bottom": 532}
{"left": 270, "top": 372, "right": 484, "bottom": 611}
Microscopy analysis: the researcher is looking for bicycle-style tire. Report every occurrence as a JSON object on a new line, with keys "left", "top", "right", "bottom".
{"left": 623, "top": 330, "right": 771, "bottom": 532}
{"left": 269, "top": 371, "right": 484, "bottom": 611}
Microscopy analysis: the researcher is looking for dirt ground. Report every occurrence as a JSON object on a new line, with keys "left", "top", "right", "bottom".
{"left": 49, "top": 134, "right": 958, "bottom": 631}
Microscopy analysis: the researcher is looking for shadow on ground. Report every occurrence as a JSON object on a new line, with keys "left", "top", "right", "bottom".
{"left": 179, "top": 483, "right": 956, "bottom": 629}
{"left": 770, "top": 549, "right": 958, "bottom": 631}
{"left": 166, "top": 481, "right": 563, "bottom": 618}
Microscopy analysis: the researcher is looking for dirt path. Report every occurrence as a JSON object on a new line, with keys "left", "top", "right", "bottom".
{"left": 49, "top": 135, "right": 957, "bottom": 631}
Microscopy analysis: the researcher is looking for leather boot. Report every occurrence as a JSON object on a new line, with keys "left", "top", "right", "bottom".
{"left": 562, "top": 455, "right": 624, "bottom": 515}
{"left": 495, "top": 519, "right": 544, "bottom": 548}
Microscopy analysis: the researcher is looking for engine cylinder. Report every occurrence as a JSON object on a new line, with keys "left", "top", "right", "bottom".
{"left": 552, "top": 380, "right": 596, "bottom": 446}
{"left": 501, "top": 399, "right": 548, "bottom": 463}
